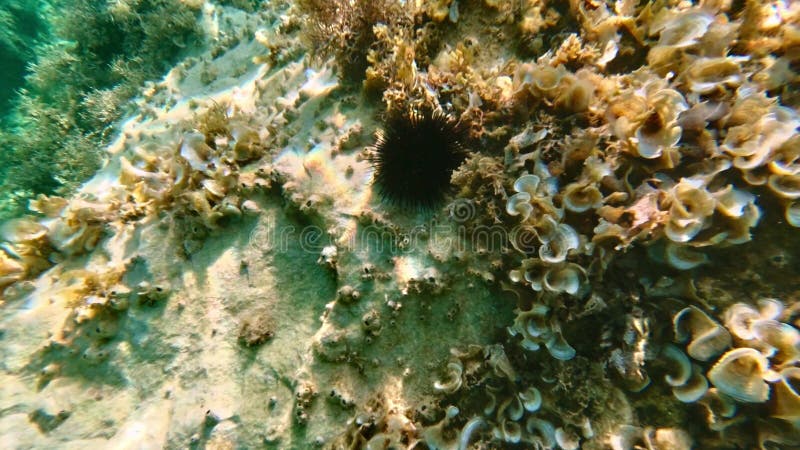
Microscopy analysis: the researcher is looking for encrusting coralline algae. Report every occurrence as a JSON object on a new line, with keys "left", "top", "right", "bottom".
{"left": 0, "top": 0, "right": 798, "bottom": 449}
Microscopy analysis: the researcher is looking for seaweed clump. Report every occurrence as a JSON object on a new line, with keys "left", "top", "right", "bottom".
{"left": 296, "top": 0, "right": 409, "bottom": 84}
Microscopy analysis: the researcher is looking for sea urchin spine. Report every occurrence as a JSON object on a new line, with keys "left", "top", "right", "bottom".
{"left": 369, "top": 108, "right": 468, "bottom": 210}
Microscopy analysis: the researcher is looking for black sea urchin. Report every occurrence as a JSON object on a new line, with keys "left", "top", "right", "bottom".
{"left": 369, "top": 108, "right": 468, "bottom": 210}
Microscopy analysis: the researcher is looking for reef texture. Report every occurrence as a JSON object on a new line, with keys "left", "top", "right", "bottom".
{"left": 0, "top": 0, "right": 799, "bottom": 449}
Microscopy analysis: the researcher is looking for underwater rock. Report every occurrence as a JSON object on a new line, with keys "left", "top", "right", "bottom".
{"left": 1, "top": 1, "right": 799, "bottom": 449}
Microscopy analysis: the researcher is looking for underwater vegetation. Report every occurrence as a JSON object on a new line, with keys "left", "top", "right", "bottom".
{"left": 0, "top": 0, "right": 204, "bottom": 219}
{"left": 0, "top": 0, "right": 799, "bottom": 449}
{"left": 0, "top": 0, "right": 47, "bottom": 112}
{"left": 295, "top": 0, "right": 409, "bottom": 84}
